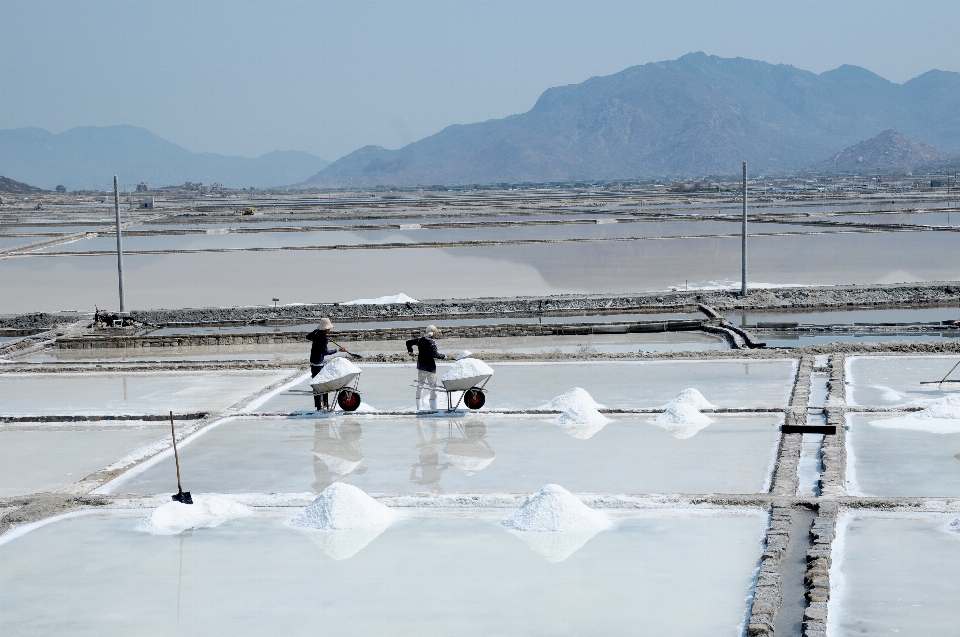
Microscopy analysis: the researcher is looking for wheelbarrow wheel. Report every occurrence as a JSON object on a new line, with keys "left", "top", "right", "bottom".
{"left": 463, "top": 388, "right": 485, "bottom": 410}
{"left": 337, "top": 389, "right": 362, "bottom": 412}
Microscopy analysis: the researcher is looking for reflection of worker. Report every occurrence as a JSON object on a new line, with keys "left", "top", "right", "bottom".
{"left": 312, "top": 420, "right": 364, "bottom": 492}
{"left": 406, "top": 325, "right": 446, "bottom": 412}
{"left": 307, "top": 318, "right": 344, "bottom": 410}
{"left": 410, "top": 420, "right": 451, "bottom": 493}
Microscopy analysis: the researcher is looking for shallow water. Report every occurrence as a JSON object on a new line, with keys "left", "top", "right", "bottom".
{"left": 832, "top": 516, "right": 960, "bottom": 634}
{"left": 730, "top": 307, "right": 960, "bottom": 326}
{"left": 254, "top": 360, "right": 796, "bottom": 413}
{"left": 845, "top": 415, "right": 960, "bottom": 497}
{"left": 845, "top": 356, "right": 960, "bottom": 407}
{"left": 0, "top": 513, "right": 764, "bottom": 637}
{"left": 0, "top": 371, "right": 287, "bottom": 416}
{"left": 108, "top": 414, "right": 781, "bottom": 496}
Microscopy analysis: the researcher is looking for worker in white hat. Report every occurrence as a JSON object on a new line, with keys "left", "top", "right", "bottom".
{"left": 406, "top": 325, "right": 446, "bottom": 411}
{"left": 307, "top": 317, "right": 344, "bottom": 410}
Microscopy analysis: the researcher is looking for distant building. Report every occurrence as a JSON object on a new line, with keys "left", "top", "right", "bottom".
{"left": 135, "top": 182, "right": 150, "bottom": 192}
{"left": 138, "top": 197, "right": 154, "bottom": 209}
{"left": 930, "top": 180, "right": 943, "bottom": 188}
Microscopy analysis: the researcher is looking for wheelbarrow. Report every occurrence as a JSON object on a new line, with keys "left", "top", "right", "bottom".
{"left": 308, "top": 369, "right": 363, "bottom": 412}
{"left": 414, "top": 373, "right": 491, "bottom": 411}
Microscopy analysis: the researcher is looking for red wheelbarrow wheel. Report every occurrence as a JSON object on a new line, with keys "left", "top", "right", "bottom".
{"left": 463, "top": 388, "right": 485, "bottom": 410}
{"left": 337, "top": 389, "right": 362, "bottom": 412}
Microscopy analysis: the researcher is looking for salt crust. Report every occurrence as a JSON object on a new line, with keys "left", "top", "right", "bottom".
{"left": 501, "top": 484, "right": 611, "bottom": 533}
{"left": 342, "top": 293, "right": 419, "bottom": 305}
{"left": 289, "top": 483, "right": 399, "bottom": 530}
{"left": 440, "top": 358, "right": 494, "bottom": 382}
{"left": 653, "top": 388, "right": 714, "bottom": 439}
{"left": 136, "top": 495, "right": 252, "bottom": 535}
{"left": 310, "top": 358, "right": 362, "bottom": 386}
{"left": 870, "top": 394, "right": 960, "bottom": 434}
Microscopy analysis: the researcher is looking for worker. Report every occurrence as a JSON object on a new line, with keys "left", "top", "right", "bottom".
{"left": 406, "top": 325, "right": 446, "bottom": 411}
{"left": 307, "top": 318, "right": 344, "bottom": 410}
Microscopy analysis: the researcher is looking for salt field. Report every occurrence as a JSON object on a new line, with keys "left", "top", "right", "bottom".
{"left": 2, "top": 187, "right": 959, "bottom": 635}
{"left": 830, "top": 515, "right": 960, "bottom": 634}
{"left": 0, "top": 510, "right": 765, "bottom": 636}
{"left": 104, "top": 414, "right": 782, "bottom": 496}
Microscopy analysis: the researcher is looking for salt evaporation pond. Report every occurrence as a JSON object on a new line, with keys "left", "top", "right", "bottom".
{"left": 845, "top": 414, "right": 960, "bottom": 497}
{"left": 5, "top": 230, "right": 959, "bottom": 313}
{"left": 0, "top": 511, "right": 765, "bottom": 636}
{"left": 0, "top": 426, "right": 166, "bottom": 496}
{"left": 0, "top": 371, "right": 288, "bottom": 416}
{"left": 255, "top": 360, "right": 796, "bottom": 413}
{"left": 830, "top": 515, "right": 960, "bottom": 634}
{"left": 103, "top": 414, "right": 781, "bottom": 496}
{"left": 845, "top": 356, "right": 960, "bottom": 407}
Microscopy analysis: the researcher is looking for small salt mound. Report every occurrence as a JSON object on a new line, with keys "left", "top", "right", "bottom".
{"left": 870, "top": 395, "right": 960, "bottom": 434}
{"left": 667, "top": 387, "right": 715, "bottom": 410}
{"left": 440, "top": 358, "right": 494, "bottom": 382}
{"left": 354, "top": 402, "right": 376, "bottom": 412}
{"left": 941, "top": 518, "right": 960, "bottom": 540}
{"left": 137, "top": 495, "right": 252, "bottom": 535}
{"left": 554, "top": 403, "right": 609, "bottom": 439}
{"left": 289, "top": 483, "right": 398, "bottom": 530}
{"left": 540, "top": 387, "right": 605, "bottom": 411}
{"left": 501, "top": 484, "right": 610, "bottom": 533}
{"left": 310, "top": 358, "right": 362, "bottom": 386}
{"left": 653, "top": 388, "right": 714, "bottom": 439}
{"left": 342, "top": 293, "right": 419, "bottom": 305}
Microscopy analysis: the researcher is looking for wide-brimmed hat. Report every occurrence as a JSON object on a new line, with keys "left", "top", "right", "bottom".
{"left": 318, "top": 317, "right": 334, "bottom": 330}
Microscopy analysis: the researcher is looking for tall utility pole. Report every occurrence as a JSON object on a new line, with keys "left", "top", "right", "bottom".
{"left": 114, "top": 175, "right": 126, "bottom": 313}
{"left": 741, "top": 161, "right": 748, "bottom": 297}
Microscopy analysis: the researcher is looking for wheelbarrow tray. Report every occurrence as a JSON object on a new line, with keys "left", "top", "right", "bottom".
{"left": 309, "top": 372, "right": 360, "bottom": 394}
{"left": 441, "top": 374, "right": 491, "bottom": 392}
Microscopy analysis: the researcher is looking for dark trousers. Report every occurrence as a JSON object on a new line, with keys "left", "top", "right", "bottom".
{"left": 311, "top": 364, "right": 328, "bottom": 410}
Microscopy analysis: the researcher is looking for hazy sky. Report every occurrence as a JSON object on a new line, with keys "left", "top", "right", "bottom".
{"left": 2, "top": 0, "right": 957, "bottom": 161}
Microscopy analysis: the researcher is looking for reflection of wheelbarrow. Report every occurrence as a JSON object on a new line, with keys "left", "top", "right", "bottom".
{"left": 414, "top": 374, "right": 491, "bottom": 411}
{"left": 308, "top": 370, "right": 363, "bottom": 412}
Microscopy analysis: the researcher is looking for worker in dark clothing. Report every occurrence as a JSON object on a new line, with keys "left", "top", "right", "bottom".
{"left": 307, "top": 317, "right": 344, "bottom": 410}
{"left": 406, "top": 325, "right": 446, "bottom": 411}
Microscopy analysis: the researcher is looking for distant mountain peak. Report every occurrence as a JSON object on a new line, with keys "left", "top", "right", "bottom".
{"left": 813, "top": 129, "right": 958, "bottom": 173}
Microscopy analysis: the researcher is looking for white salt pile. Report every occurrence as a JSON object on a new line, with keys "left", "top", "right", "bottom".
{"left": 653, "top": 388, "right": 714, "bottom": 439}
{"left": 440, "top": 357, "right": 494, "bottom": 382}
{"left": 870, "top": 394, "right": 960, "bottom": 434}
{"left": 941, "top": 518, "right": 960, "bottom": 539}
{"left": 455, "top": 350, "right": 473, "bottom": 360}
{"left": 289, "top": 483, "right": 398, "bottom": 530}
{"left": 541, "top": 388, "right": 609, "bottom": 438}
{"left": 501, "top": 484, "right": 611, "bottom": 562}
{"left": 310, "top": 357, "right": 362, "bottom": 386}
{"left": 502, "top": 484, "right": 610, "bottom": 533}
{"left": 137, "top": 495, "right": 252, "bottom": 535}
{"left": 289, "top": 483, "right": 399, "bottom": 561}
{"left": 342, "top": 293, "right": 419, "bottom": 305}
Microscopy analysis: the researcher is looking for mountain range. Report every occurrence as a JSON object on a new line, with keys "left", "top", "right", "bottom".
{"left": 304, "top": 52, "right": 960, "bottom": 187}
{"left": 0, "top": 126, "right": 329, "bottom": 190}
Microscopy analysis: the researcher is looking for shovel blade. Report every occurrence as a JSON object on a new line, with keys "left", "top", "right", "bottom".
{"left": 172, "top": 491, "right": 193, "bottom": 505}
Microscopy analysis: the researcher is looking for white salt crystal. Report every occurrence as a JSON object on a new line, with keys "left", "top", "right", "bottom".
{"left": 342, "top": 293, "right": 419, "bottom": 305}
{"left": 440, "top": 358, "right": 494, "bottom": 382}
{"left": 289, "top": 483, "right": 398, "bottom": 530}
{"left": 501, "top": 484, "right": 610, "bottom": 533}
{"left": 653, "top": 388, "right": 714, "bottom": 439}
{"left": 870, "top": 394, "right": 960, "bottom": 434}
{"left": 310, "top": 357, "right": 362, "bottom": 386}
{"left": 539, "top": 387, "right": 605, "bottom": 411}
{"left": 137, "top": 494, "right": 252, "bottom": 535}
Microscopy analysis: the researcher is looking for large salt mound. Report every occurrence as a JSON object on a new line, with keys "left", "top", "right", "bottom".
{"left": 541, "top": 388, "right": 609, "bottom": 438}
{"left": 289, "top": 483, "right": 398, "bottom": 530}
{"left": 870, "top": 394, "right": 960, "bottom": 434}
{"left": 540, "top": 387, "right": 605, "bottom": 411}
{"left": 310, "top": 358, "right": 362, "bottom": 386}
{"left": 342, "top": 293, "right": 419, "bottom": 305}
{"left": 137, "top": 495, "right": 252, "bottom": 535}
{"left": 502, "top": 484, "right": 610, "bottom": 533}
{"left": 440, "top": 358, "right": 494, "bottom": 381}
{"left": 653, "top": 388, "right": 714, "bottom": 439}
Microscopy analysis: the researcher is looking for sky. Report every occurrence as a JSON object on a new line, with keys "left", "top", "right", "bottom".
{"left": 1, "top": 0, "right": 958, "bottom": 162}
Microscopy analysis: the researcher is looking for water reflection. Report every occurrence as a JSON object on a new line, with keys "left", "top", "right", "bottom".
{"left": 312, "top": 420, "right": 366, "bottom": 492}
{"left": 411, "top": 419, "right": 496, "bottom": 492}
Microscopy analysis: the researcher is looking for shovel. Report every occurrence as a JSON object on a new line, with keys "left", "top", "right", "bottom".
{"left": 330, "top": 340, "right": 364, "bottom": 360}
{"left": 920, "top": 360, "right": 960, "bottom": 388}
{"left": 169, "top": 411, "right": 192, "bottom": 504}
